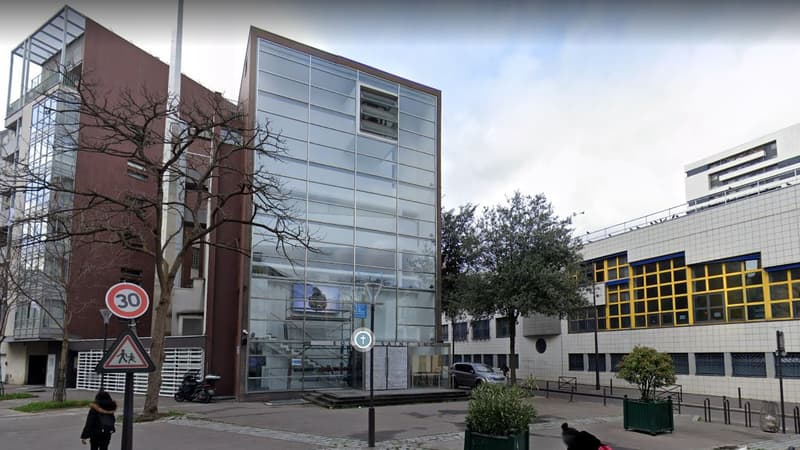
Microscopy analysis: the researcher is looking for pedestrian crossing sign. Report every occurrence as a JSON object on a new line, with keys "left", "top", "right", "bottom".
{"left": 96, "top": 329, "right": 156, "bottom": 373}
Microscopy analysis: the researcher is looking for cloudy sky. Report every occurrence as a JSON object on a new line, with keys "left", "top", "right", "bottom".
{"left": 2, "top": 0, "right": 800, "bottom": 234}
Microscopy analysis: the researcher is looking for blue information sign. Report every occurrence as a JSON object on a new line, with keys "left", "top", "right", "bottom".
{"left": 354, "top": 303, "right": 367, "bottom": 319}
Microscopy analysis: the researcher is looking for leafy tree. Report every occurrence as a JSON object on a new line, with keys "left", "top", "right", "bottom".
{"left": 441, "top": 204, "right": 480, "bottom": 359}
{"left": 616, "top": 346, "right": 676, "bottom": 401}
{"left": 469, "top": 192, "right": 586, "bottom": 383}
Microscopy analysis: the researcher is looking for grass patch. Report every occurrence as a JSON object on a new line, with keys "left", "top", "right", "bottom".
{"left": 0, "top": 393, "right": 36, "bottom": 401}
{"left": 13, "top": 399, "right": 91, "bottom": 413}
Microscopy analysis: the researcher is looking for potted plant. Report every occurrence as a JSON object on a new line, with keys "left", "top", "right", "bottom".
{"left": 617, "top": 346, "right": 676, "bottom": 435}
{"left": 464, "top": 383, "right": 535, "bottom": 450}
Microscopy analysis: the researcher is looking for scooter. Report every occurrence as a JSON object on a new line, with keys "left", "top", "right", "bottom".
{"left": 174, "top": 370, "right": 221, "bottom": 403}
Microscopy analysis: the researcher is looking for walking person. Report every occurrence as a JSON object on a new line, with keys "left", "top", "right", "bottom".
{"left": 81, "top": 391, "right": 117, "bottom": 450}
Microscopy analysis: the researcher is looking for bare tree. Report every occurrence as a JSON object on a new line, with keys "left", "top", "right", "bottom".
{"left": 1, "top": 68, "right": 310, "bottom": 417}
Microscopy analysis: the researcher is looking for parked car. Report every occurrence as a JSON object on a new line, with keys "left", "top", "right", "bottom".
{"left": 450, "top": 362, "right": 507, "bottom": 389}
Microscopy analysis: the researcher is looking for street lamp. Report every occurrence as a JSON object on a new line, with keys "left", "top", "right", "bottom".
{"left": 99, "top": 308, "right": 113, "bottom": 390}
{"left": 364, "top": 282, "right": 382, "bottom": 448}
{"left": 592, "top": 280, "right": 600, "bottom": 391}
{"left": 777, "top": 330, "right": 786, "bottom": 434}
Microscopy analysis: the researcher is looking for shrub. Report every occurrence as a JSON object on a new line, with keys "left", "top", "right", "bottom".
{"left": 616, "top": 346, "right": 676, "bottom": 402}
{"left": 465, "top": 383, "right": 536, "bottom": 436}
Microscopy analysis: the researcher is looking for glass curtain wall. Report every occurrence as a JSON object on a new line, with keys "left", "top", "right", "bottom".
{"left": 247, "top": 39, "right": 438, "bottom": 392}
{"left": 15, "top": 94, "right": 77, "bottom": 338}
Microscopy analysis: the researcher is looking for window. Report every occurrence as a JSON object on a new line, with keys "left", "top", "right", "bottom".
{"left": 777, "top": 352, "right": 800, "bottom": 378}
{"left": 120, "top": 267, "right": 143, "bottom": 285}
{"left": 127, "top": 160, "right": 148, "bottom": 181}
{"left": 588, "top": 353, "right": 606, "bottom": 372}
{"left": 473, "top": 354, "right": 482, "bottom": 364}
{"left": 569, "top": 353, "right": 584, "bottom": 371}
{"left": 695, "top": 353, "right": 725, "bottom": 376}
{"left": 512, "top": 354, "right": 519, "bottom": 369}
{"left": 191, "top": 246, "right": 202, "bottom": 270}
{"left": 471, "top": 319, "right": 490, "bottom": 340}
{"left": 483, "top": 354, "right": 494, "bottom": 367}
{"left": 610, "top": 353, "right": 627, "bottom": 372}
{"left": 0, "top": 191, "right": 11, "bottom": 210}
{"left": 360, "top": 86, "right": 398, "bottom": 140}
{"left": 453, "top": 322, "right": 468, "bottom": 342}
{"left": 440, "top": 324, "right": 448, "bottom": 341}
{"left": 731, "top": 353, "right": 766, "bottom": 377}
{"left": 179, "top": 315, "right": 203, "bottom": 336}
{"left": 670, "top": 353, "right": 690, "bottom": 375}
{"left": 496, "top": 317, "right": 511, "bottom": 338}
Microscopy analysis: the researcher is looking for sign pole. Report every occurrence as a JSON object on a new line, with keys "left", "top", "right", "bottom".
{"left": 121, "top": 371, "right": 134, "bottom": 450}
{"left": 97, "top": 284, "right": 155, "bottom": 450}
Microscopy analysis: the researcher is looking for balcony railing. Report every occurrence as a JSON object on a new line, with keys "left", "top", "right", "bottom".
{"left": 6, "top": 62, "right": 81, "bottom": 117}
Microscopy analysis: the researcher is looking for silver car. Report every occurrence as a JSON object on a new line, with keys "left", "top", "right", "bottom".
{"left": 450, "top": 362, "right": 507, "bottom": 388}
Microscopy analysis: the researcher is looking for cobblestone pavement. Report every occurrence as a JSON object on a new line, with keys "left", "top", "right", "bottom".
{"left": 167, "top": 414, "right": 627, "bottom": 449}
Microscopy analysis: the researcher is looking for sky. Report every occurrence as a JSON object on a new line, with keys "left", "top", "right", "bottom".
{"left": 2, "top": 0, "right": 800, "bottom": 234}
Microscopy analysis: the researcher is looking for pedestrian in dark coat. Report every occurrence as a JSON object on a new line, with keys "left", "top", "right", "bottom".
{"left": 561, "top": 422, "right": 604, "bottom": 450}
{"left": 81, "top": 391, "right": 117, "bottom": 450}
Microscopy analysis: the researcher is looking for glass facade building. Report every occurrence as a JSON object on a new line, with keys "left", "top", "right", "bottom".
{"left": 246, "top": 37, "right": 440, "bottom": 392}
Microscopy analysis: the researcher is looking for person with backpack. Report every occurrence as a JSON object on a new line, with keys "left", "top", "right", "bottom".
{"left": 561, "top": 422, "right": 612, "bottom": 450}
{"left": 80, "top": 391, "right": 117, "bottom": 450}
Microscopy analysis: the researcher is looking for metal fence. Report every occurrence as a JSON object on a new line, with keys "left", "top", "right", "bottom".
{"left": 76, "top": 347, "right": 204, "bottom": 396}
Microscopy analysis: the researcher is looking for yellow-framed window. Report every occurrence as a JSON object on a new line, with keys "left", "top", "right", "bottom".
{"left": 767, "top": 268, "right": 800, "bottom": 319}
{"left": 630, "top": 255, "right": 688, "bottom": 328}
{"left": 691, "top": 257, "right": 764, "bottom": 324}
{"left": 606, "top": 283, "right": 631, "bottom": 329}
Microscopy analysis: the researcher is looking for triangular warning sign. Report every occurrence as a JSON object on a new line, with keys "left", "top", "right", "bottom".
{"left": 95, "top": 330, "right": 156, "bottom": 374}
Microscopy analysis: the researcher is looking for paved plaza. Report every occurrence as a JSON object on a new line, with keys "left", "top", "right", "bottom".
{"left": 3, "top": 387, "right": 800, "bottom": 449}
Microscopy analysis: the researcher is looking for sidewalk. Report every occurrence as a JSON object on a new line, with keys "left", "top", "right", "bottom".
{"left": 537, "top": 378, "right": 800, "bottom": 427}
{"left": 3, "top": 386, "right": 800, "bottom": 449}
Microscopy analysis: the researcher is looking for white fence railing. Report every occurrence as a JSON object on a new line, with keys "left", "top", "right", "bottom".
{"left": 76, "top": 347, "right": 204, "bottom": 396}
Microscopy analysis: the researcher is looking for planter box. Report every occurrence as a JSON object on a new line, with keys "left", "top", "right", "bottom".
{"left": 464, "top": 429, "right": 529, "bottom": 450}
{"left": 623, "top": 397, "right": 674, "bottom": 435}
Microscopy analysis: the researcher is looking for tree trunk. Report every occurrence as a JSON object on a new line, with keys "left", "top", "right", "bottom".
{"left": 142, "top": 279, "right": 173, "bottom": 418}
{"left": 53, "top": 307, "right": 71, "bottom": 403}
{"left": 509, "top": 313, "right": 517, "bottom": 385}
{"left": 53, "top": 335, "right": 69, "bottom": 402}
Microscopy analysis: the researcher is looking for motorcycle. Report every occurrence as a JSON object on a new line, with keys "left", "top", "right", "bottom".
{"left": 173, "top": 370, "right": 221, "bottom": 403}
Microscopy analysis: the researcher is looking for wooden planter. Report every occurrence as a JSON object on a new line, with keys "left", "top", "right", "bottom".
{"left": 623, "top": 397, "right": 674, "bottom": 435}
{"left": 463, "top": 429, "right": 529, "bottom": 450}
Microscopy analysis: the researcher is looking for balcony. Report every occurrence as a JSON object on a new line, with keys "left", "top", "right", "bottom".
{"left": 13, "top": 311, "right": 63, "bottom": 341}
{"left": 6, "top": 64, "right": 81, "bottom": 118}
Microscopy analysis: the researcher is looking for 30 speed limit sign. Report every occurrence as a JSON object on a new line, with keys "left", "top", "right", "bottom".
{"left": 105, "top": 282, "right": 150, "bottom": 320}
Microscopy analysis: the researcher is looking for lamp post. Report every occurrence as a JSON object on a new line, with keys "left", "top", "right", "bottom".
{"left": 777, "top": 330, "right": 786, "bottom": 434}
{"left": 593, "top": 280, "right": 600, "bottom": 391}
{"left": 99, "top": 308, "right": 112, "bottom": 390}
{"left": 364, "top": 282, "right": 382, "bottom": 448}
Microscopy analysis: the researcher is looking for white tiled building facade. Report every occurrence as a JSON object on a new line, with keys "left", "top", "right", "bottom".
{"left": 446, "top": 126, "right": 800, "bottom": 402}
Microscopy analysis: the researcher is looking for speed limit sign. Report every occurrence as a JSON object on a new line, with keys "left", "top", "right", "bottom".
{"left": 105, "top": 282, "right": 150, "bottom": 320}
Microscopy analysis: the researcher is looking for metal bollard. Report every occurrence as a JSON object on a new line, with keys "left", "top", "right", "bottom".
{"left": 738, "top": 387, "right": 742, "bottom": 409}
{"left": 570, "top": 384, "right": 575, "bottom": 402}
{"left": 704, "top": 398, "right": 712, "bottom": 422}
{"left": 794, "top": 406, "right": 800, "bottom": 434}
{"left": 744, "top": 401, "right": 751, "bottom": 428}
{"left": 602, "top": 388, "right": 607, "bottom": 406}
{"left": 722, "top": 396, "right": 731, "bottom": 425}
{"left": 609, "top": 378, "right": 613, "bottom": 396}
